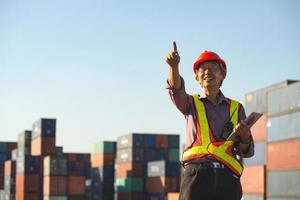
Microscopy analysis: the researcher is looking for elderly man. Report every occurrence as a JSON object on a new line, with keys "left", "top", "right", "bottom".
{"left": 165, "top": 41, "right": 254, "bottom": 200}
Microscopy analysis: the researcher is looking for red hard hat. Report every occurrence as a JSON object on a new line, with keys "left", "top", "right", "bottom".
{"left": 193, "top": 50, "right": 227, "bottom": 77}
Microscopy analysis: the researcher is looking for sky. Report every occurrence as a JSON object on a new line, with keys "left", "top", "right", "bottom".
{"left": 1, "top": 0, "right": 299, "bottom": 153}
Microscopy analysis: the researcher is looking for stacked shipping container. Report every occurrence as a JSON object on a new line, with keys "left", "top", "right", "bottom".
{"left": 243, "top": 80, "right": 300, "bottom": 200}
{"left": 43, "top": 155, "right": 68, "bottom": 199}
{"left": 115, "top": 133, "right": 180, "bottom": 200}
{"left": 16, "top": 130, "right": 40, "bottom": 200}
{"left": 65, "top": 153, "right": 91, "bottom": 200}
{"left": 266, "top": 81, "right": 300, "bottom": 200}
{"left": 146, "top": 160, "right": 180, "bottom": 199}
{"left": 4, "top": 160, "right": 16, "bottom": 200}
{"left": 0, "top": 142, "right": 17, "bottom": 190}
{"left": 90, "top": 141, "right": 116, "bottom": 200}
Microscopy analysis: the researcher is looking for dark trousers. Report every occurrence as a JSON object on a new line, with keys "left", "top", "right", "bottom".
{"left": 179, "top": 163, "right": 242, "bottom": 200}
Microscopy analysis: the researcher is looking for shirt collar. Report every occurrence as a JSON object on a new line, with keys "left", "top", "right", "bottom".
{"left": 199, "top": 90, "right": 229, "bottom": 104}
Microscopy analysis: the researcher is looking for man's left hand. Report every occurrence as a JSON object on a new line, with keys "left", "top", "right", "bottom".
{"left": 235, "top": 120, "right": 251, "bottom": 142}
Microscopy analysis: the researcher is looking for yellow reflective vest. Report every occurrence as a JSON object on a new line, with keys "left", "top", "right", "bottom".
{"left": 182, "top": 94, "right": 244, "bottom": 176}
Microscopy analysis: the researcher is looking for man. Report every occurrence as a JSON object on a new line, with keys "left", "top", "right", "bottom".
{"left": 165, "top": 41, "right": 254, "bottom": 200}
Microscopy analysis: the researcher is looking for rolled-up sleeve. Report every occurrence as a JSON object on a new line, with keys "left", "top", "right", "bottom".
{"left": 165, "top": 76, "right": 191, "bottom": 116}
{"left": 236, "top": 105, "right": 255, "bottom": 158}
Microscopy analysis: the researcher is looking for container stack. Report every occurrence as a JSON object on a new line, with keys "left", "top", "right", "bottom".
{"left": 115, "top": 133, "right": 180, "bottom": 200}
{"left": 0, "top": 142, "right": 17, "bottom": 190}
{"left": 90, "top": 141, "right": 116, "bottom": 200}
{"left": 31, "top": 118, "right": 56, "bottom": 156}
{"left": 241, "top": 114, "right": 267, "bottom": 200}
{"left": 65, "top": 153, "right": 91, "bottom": 200}
{"left": 15, "top": 154, "right": 41, "bottom": 200}
{"left": 43, "top": 155, "right": 68, "bottom": 200}
{"left": 31, "top": 118, "right": 57, "bottom": 200}
{"left": 4, "top": 160, "right": 16, "bottom": 200}
{"left": 243, "top": 80, "right": 300, "bottom": 200}
{"left": 145, "top": 160, "right": 180, "bottom": 200}
{"left": 266, "top": 81, "right": 300, "bottom": 200}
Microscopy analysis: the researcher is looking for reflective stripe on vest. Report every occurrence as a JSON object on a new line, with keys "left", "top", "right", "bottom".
{"left": 182, "top": 95, "right": 244, "bottom": 176}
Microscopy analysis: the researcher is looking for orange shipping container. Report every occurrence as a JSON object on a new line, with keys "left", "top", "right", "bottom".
{"left": 167, "top": 192, "right": 180, "bottom": 200}
{"left": 67, "top": 175, "right": 85, "bottom": 195}
{"left": 4, "top": 160, "right": 15, "bottom": 176}
{"left": 16, "top": 192, "right": 39, "bottom": 200}
{"left": 115, "top": 162, "right": 143, "bottom": 178}
{"left": 91, "top": 153, "right": 114, "bottom": 167}
{"left": 44, "top": 175, "right": 67, "bottom": 195}
{"left": 156, "top": 135, "right": 168, "bottom": 148}
{"left": 240, "top": 165, "right": 265, "bottom": 194}
{"left": 251, "top": 114, "right": 267, "bottom": 142}
{"left": 146, "top": 177, "right": 179, "bottom": 193}
{"left": 16, "top": 174, "right": 40, "bottom": 193}
{"left": 31, "top": 136, "right": 56, "bottom": 156}
{"left": 267, "top": 139, "right": 300, "bottom": 171}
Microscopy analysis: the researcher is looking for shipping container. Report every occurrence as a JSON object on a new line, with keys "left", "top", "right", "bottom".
{"left": 168, "top": 149, "right": 180, "bottom": 161}
{"left": 267, "top": 112, "right": 300, "bottom": 142}
{"left": 43, "top": 196, "right": 68, "bottom": 200}
{"left": 44, "top": 175, "right": 67, "bottom": 195}
{"left": 4, "top": 175, "right": 16, "bottom": 194}
{"left": 117, "top": 133, "right": 144, "bottom": 149}
{"left": 267, "top": 170, "right": 300, "bottom": 197}
{"left": 5, "top": 143, "right": 17, "bottom": 153}
{"left": 11, "top": 149, "right": 18, "bottom": 161}
{"left": 168, "top": 135, "right": 180, "bottom": 148}
{"left": 0, "top": 153, "right": 9, "bottom": 165}
{"left": 16, "top": 173, "right": 40, "bottom": 193}
{"left": 115, "top": 192, "right": 144, "bottom": 200}
{"left": 15, "top": 192, "right": 39, "bottom": 200}
{"left": 241, "top": 194, "right": 264, "bottom": 200}
{"left": 144, "top": 135, "right": 156, "bottom": 148}
{"left": 0, "top": 142, "right": 17, "bottom": 154}
{"left": 251, "top": 114, "right": 267, "bottom": 142}
{"left": 93, "top": 141, "right": 116, "bottom": 154}
{"left": 115, "top": 177, "right": 143, "bottom": 192}
{"left": 91, "top": 153, "right": 115, "bottom": 167}
{"left": 67, "top": 196, "right": 87, "bottom": 200}
{"left": 16, "top": 155, "right": 40, "bottom": 174}
{"left": 44, "top": 155, "right": 67, "bottom": 176}
{"left": 4, "top": 160, "right": 16, "bottom": 177}
{"left": 56, "top": 146, "right": 64, "bottom": 156}
{"left": 0, "top": 190, "right": 4, "bottom": 200}
{"left": 146, "top": 177, "right": 179, "bottom": 193}
{"left": 245, "top": 80, "right": 297, "bottom": 115}
{"left": 143, "top": 148, "right": 157, "bottom": 162}
{"left": 267, "top": 139, "right": 300, "bottom": 171}
{"left": 145, "top": 192, "right": 165, "bottom": 200}
{"left": 67, "top": 176, "right": 86, "bottom": 195}
{"left": 116, "top": 148, "right": 143, "bottom": 163}
{"left": 268, "top": 81, "right": 300, "bottom": 117}
{"left": 90, "top": 167, "right": 114, "bottom": 180}
{"left": 156, "top": 135, "right": 169, "bottom": 148}
{"left": 240, "top": 165, "right": 265, "bottom": 194}
{"left": 147, "top": 160, "right": 180, "bottom": 177}
{"left": 167, "top": 192, "right": 180, "bottom": 200}
{"left": 243, "top": 142, "right": 266, "bottom": 166}
{"left": 32, "top": 118, "right": 56, "bottom": 139}
{"left": 31, "top": 136, "right": 56, "bottom": 156}
{"left": 17, "top": 131, "right": 31, "bottom": 156}
{"left": 115, "top": 162, "right": 144, "bottom": 178}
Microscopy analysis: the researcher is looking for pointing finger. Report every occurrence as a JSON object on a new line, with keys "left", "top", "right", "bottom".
{"left": 173, "top": 41, "right": 178, "bottom": 53}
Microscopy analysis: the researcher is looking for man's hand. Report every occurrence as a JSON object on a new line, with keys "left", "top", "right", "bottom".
{"left": 235, "top": 120, "right": 251, "bottom": 143}
{"left": 165, "top": 41, "right": 180, "bottom": 68}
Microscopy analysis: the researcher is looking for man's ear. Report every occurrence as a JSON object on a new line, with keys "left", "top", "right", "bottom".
{"left": 195, "top": 73, "right": 199, "bottom": 81}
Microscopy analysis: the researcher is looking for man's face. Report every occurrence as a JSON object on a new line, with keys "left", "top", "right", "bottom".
{"left": 195, "top": 61, "right": 224, "bottom": 88}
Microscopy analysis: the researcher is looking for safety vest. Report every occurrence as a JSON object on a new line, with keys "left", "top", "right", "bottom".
{"left": 182, "top": 94, "right": 244, "bottom": 176}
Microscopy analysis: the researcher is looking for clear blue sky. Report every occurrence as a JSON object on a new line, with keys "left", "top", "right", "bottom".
{"left": 1, "top": 0, "right": 299, "bottom": 152}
